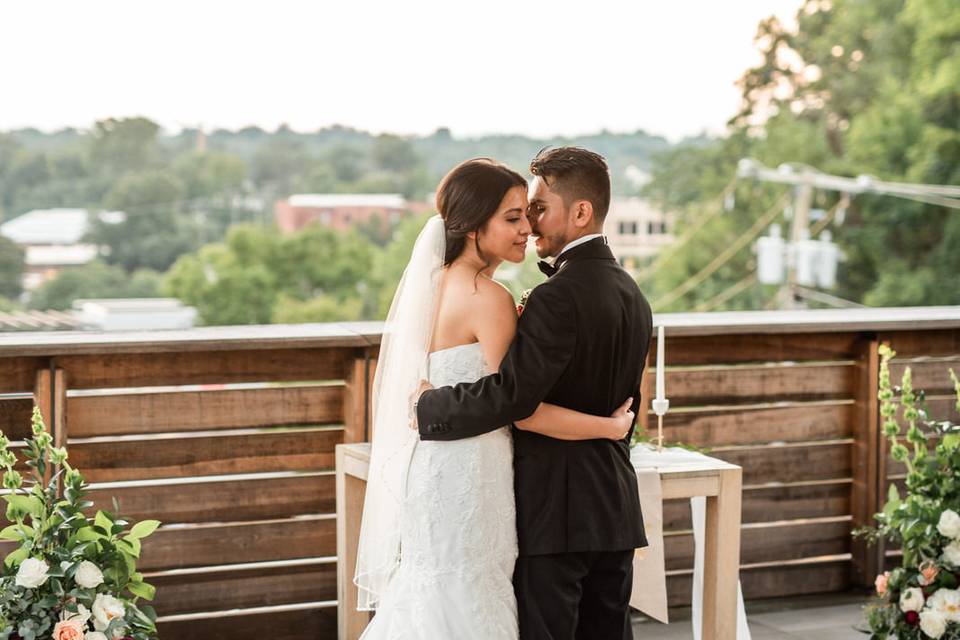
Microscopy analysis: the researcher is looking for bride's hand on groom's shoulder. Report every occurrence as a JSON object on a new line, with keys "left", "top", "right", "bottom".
{"left": 408, "top": 379, "right": 435, "bottom": 430}
{"left": 608, "top": 397, "right": 635, "bottom": 441}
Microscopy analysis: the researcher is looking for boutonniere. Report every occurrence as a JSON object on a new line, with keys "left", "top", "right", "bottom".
{"left": 517, "top": 288, "right": 533, "bottom": 316}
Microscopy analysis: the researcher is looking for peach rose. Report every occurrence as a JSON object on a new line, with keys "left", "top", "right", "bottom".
{"left": 920, "top": 560, "right": 940, "bottom": 586}
{"left": 53, "top": 618, "right": 86, "bottom": 640}
{"left": 875, "top": 571, "right": 890, "bottom": 596}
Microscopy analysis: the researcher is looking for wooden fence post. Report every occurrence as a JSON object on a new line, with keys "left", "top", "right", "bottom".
{"left": 343, "top": 349, "right": 377, "bottom": 444}
{"left": 850, "top": 335, "right": 882, "bottom": 587}
{"left": 34, "top": 366, "right": 67, "bottom": 487}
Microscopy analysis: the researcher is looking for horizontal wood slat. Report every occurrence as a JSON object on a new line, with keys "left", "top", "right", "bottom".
{"left": 666, "top": 559, "right": 851, "bottom": 606}
{"left": 150, "top": 561, "right": 336, "bottom": 616}
{"left": 882, "top": 329, "right": 960, "bottom": 357}
{"left": 664, "top": 364, "right": 853, "bottom": 406}
{"left": 662, "top": 481, "right": 851, "bottom": 530}
{"left": 157, "top": 605, "right": 336, "bottom": 640}
{"left": 652, "top": 333, "right": 859, "bottom": 366}
{"left": 889, "top": 360, "right": 960, "bottom": 396}
{"left": 86, "top": 472, "right": 335, "bottom": 524}
{"left": 709, "top": 443, "right": 852, "bottom": 485}
{"left": 56, "top": 347, "right": 351, "bottom": 389}
{"left": 0, "top": 357, "right": 48, "bottom": 393}
{"left": 69, "top": 385, "right": 344, "bottom": 437}
{"left": 663, "top": 519, "right": 851, "bottom": 570}
{"left": 660, "top": 403, "right": 852, "bottom": 447}
{"left": 0, "top": 396, "right": 35, "bottom": 439}
{"left": 141, "top": 516, "right": 336, "bottom": 571}
{"left": 70, "top": 428, "right": 343, "bottom": 482}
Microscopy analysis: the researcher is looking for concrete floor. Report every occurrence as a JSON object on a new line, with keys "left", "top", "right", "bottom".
{"left": 631, "top": 592, "right": 872, "bottom": 639}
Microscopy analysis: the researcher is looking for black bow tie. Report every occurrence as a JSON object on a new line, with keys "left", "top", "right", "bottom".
{"left": 538, "top": 260, "right": 558, "bottom": 277}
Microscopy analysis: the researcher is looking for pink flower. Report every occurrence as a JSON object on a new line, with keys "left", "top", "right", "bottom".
{"left": 920, "top": 560, "right": 940, "bottom": 586}
{"left": 875, "top": 571, "right": 890, "bottom": 596}
{"left": 52, "top": 618, "right": 85, "bottom": 640}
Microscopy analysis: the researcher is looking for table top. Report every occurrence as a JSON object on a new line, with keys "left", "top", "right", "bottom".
{"left": 338, "top": 442, "right": 741, "bottom": 480}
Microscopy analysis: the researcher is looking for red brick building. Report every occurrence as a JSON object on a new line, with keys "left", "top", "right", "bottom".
{"left": 274, "top": 194, "right": 409, "bottom": 233}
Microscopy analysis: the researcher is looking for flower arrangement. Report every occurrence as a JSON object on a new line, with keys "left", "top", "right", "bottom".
{"left": 0, "top": 407, "right": 159, "bottom": 640}
{"left": 858, "top": 344, "right": 960, "bottom": 639}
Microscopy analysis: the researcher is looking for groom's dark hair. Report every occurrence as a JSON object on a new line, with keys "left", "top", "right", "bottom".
{"left": 529, "top": 147, "right": 610, "bottom": 222}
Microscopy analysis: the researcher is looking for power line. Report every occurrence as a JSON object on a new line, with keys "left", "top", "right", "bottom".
{"left": 652, "top": 191, "right": 790, "bottom": 310}
{"left": 693, "top": 272, "right": 758, "bottom": 312}
{"left": 635, "top": 176, "right": 738, "bottom": 282}
{"left": 792, "top": 285, "right": 866, "bottom": 309}
{"left": 737, "top": 159, "right": 960, "bottom": 209}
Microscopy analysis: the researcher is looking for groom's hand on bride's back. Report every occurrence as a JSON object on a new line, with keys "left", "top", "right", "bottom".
{"left": 408, "top": 379, "right": 434, "bottom": 430}
{"left": 609, "top": 396, "right": 635, "bottom": 440}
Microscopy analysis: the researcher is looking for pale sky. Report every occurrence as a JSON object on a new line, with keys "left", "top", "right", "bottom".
{"left": 0, "top": 1, "right": 803, "bottom": 141}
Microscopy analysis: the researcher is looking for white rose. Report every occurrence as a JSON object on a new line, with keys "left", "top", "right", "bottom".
{"left": 929, "top": 588, "right": 960, "bottom": 622}
{"left": 75, "top": 560, "right": 105, "bottom": 589}
{"left": 920, "top": 609, "right": 948, "bottom": 639}
{"left": 62, "top": 603, "right": 92, "bottom": 626}
{"left": 901, "top": 587, "right": 925, "bottom": 613}
{"left": 15, "top": 557, "right": 50, "bottom": 588}
{"left": 943, "top": 541, "right": 960, "bottom": 568}
{"left": 938, "top": 510, "right": 960, "bottom": 539}
{"left": 92, "top": 593, "right": 125, "bottom": 631}
{"left": 85, "top": 633, "right": 109, "bottom": 640}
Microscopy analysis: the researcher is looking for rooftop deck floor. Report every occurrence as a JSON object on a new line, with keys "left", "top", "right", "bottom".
{"left": 632, "top": 592, "right": 871, "bottom": 639}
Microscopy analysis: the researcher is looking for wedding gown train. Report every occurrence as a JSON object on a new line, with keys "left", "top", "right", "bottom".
{"left": 360, "top": 341, "right": 519, "bottom": 639}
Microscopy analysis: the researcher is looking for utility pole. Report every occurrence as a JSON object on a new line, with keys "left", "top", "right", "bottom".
{"left": 781, "top": 175, "right": 814, "bottom": 310}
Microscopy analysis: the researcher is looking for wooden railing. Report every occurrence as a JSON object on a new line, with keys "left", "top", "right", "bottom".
{"left": 1, "top": 307, "right": 958, "bottom": 638}
{"left": 0, "top": 322, "right": 381, "bottom": 638}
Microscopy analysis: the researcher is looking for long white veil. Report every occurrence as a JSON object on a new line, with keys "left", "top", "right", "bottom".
{"left": 354, "top": 214, "right": 445, "bottom": 611}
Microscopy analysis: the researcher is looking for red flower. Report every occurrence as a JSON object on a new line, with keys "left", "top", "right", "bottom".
{"left": 516, "top": 304, "right": 524, "bottom": 316}
{"left": 905, "top": 610, "right": 920, "bottom": 625}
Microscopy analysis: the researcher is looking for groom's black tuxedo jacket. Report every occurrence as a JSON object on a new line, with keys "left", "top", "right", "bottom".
{"left": 416, "top": 237, "right": 651, "bottom": 556}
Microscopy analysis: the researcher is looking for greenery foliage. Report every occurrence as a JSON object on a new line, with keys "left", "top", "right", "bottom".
{"left": 0, "top": 408, "right": 159, "bottom": 639}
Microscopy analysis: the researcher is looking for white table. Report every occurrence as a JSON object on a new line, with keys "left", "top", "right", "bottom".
{"left": 336, "top": 443, "right": 743, "bottom": 640}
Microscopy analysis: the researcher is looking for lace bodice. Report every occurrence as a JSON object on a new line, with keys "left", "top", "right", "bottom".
{"left": 428, "top": 341, "right": 489, "bottom": 387}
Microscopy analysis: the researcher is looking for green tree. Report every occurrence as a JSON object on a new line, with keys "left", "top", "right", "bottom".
{"left": 163, "top": 223, "right": 381, "bottom": 325}
{"left": 0, "top": 236, "right": 24, "bottom": 299}
{"left": 643, "top": 0, "right": 960, "bottom": 310}
{"left": 89, "top": 170, "right": 199, "bottom": 272}
{"left": 28, "top": 261, "right": 161, "bottom": 311}
{"left": 89, "top": 117, "right": 162, "bottom": 175}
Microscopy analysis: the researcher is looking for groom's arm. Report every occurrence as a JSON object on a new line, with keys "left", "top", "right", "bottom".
{"left": 416, "top": 282, "right": 576, "bottom": 441}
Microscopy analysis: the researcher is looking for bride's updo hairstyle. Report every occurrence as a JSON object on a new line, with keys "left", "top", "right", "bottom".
{"left": 435, "top": 158, "right": 527, "bottom": 267}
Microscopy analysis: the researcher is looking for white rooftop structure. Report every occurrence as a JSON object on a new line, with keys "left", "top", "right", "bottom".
{"left": 25, "top": 244, "right": 99, "bottom": 267}
{"left": 287, "top": 194, "right": 406, "bottom": 209}
{"left": 72, "top": 298, "right": 198, "bottom": 331}
{"left": 0, "top": 208, "right": 125, "bottom": 245}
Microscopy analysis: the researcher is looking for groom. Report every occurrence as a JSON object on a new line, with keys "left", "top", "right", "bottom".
{"left": 416, "top": 147, "right": 652, "bottom": 639}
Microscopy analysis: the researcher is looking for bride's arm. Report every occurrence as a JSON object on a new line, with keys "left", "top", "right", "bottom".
{"left": 515, "top": 397, "right": 634, "bottom": 441}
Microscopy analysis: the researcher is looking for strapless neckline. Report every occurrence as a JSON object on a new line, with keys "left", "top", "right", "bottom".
{"left": 428, "top": 341, "right": 482, "bottom": 359}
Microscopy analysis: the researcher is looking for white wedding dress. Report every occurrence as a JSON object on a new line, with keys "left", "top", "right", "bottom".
{"left": 359, "top": 341, "right": 519, "bottom": 639}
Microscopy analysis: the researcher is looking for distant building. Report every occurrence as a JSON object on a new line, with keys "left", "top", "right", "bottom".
{"left": 0, "top": 208, "right": 125, "bottom": 290}
{"left": 606, "top": 198, "right": 674, "bottom": 272}
{"left": 274, "top": 194, "right": 408, "bottom": 234}
{"left": 71, "top": 298, "right": 197, "bottom": 331}
{"left": 0, "top": 309, "right": 80, "bottom": 332}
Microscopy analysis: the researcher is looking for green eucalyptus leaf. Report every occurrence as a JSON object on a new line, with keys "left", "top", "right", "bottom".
{"left": 3, "top": 546, "right": 28, "bottom": 568}
{"left": 128, "top": 519, "right": 161, "bottom": 540}
{"left": 127, "top": 580, "right": 156, "bottom": 600}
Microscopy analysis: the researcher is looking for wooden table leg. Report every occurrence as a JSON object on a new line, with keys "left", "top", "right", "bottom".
{"left": 701, "top": 467, "right": 743, "bottom": 640}
{"left": 336, "top": 446, "right": 371, "bottom": 640}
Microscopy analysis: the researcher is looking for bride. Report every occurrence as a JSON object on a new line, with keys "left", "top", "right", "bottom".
{"left": 355, "top": 158, "right": 635, "bottom": 639}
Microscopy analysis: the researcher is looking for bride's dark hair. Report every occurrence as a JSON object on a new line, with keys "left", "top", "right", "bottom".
{"left": 435, "top": 158, "right": 527, "bottom": 267}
